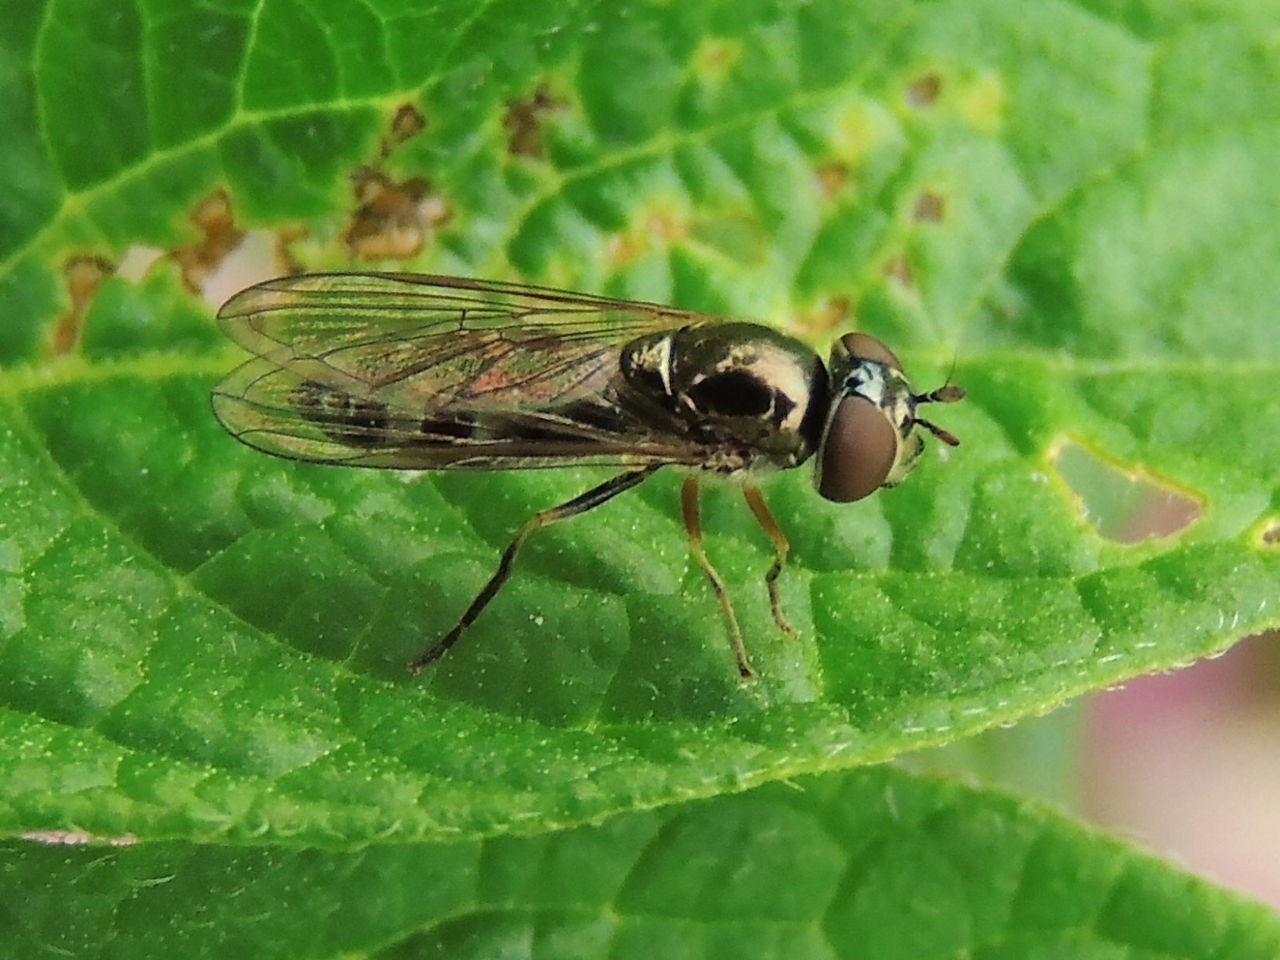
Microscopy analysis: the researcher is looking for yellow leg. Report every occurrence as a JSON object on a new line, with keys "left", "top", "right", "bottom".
{"left": 742, "top": 485, "right": 798, "bottom": 639}
{"left": 681, "top": 476, "right": 754, "bottom": 681}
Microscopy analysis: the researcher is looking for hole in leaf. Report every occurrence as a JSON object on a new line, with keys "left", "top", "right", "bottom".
{"left": 1052, "top": 441, "right": 1200, "bottom": 544}
{"left": 201, "top": 229, "right": 294, "bottom": 307}
{"left": 117, "top": 245, "right": 165, "bottom": 281}
{"left": 49, "top": 256, "right": 113, "bottom": 356}
{"left": 503, "top": 83, "right": 564, "bottom": 158}
{"left": 906, "top": 72, "right": 942, "bottom": 107}
{"left": 114, "top": 192, "right": 288, "bottom": 304}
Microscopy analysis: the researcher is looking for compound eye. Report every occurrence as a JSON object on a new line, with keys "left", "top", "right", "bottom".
{"left": 839, "top": 333, "right": 903, "bottom": 372}
{"left": 817, "top": 396, "right": 899, "bottom": 502}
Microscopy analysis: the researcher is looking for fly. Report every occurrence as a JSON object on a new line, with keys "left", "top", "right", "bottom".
{"left": 211, "top": 273, "right": 964, "bottom": 681}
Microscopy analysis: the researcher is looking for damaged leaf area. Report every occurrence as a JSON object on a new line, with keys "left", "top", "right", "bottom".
{"left": 343, "top": 104, "right": 450, "bottom": 260}
{"left": 344, "top": 168, "right": 451, "bottom": 260}
{"left": 1052, "top": 440, "right": 1200, "bottom": 545}
{"left": 2, "top": 0, "right": 1280, "bottom": 953}
{"left": 503, "top": 83, "right": 567, "bottom": 158}
{"left": 47, "top": 256, "right": 113, "bottom": 356}
{"left": 170, "top": 190, "right": 244, "bottom": 293}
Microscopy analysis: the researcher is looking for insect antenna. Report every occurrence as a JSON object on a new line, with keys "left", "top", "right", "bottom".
{"left": 912, "top": 376, "right": 965, "bottom": 447}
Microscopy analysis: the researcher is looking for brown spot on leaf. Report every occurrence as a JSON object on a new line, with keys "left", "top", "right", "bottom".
{"left": 171, "top": 189, "right": 244, "bottom": 293}
{"left": 340, "top": 104, "right": 447, "bottom": 261}
{"left": 344, "top": 168, "right": 451, "bottom": 260}
{"left": 913, "top": 191, "right": 946, "bottom": 222}
{"left": 1262, "top": 524, "right": 1280, "bottom": 546}
{"left": 49, "top": 256, "right": 112, "bottom": 356}
{"left": 376, "top": 104, "right": 427, "bottom": 163}
{"left": 503, "top": 84, "right": 564, "bottom": 158}
{"left": 391, "top": 104, "right": 426, "bottom": 144}
{"left": 815, "top": 161, "right": 849, "bottom": 200}
{"left": 884, "top": 255, "right": 914, "bottom": 288}
{"left": 906, "top": 72, "right": 942, "bottom": 107}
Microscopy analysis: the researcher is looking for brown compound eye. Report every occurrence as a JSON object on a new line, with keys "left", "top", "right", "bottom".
{"left": 817, "top": 395, "right": 899, "bottom": 502}
{"left": 839, "top": 332, "right": 902, "bottom": 372}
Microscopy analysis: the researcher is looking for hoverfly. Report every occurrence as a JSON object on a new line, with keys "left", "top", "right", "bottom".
{"left": 212, "top": 273, "right": 963, "bottom": 680}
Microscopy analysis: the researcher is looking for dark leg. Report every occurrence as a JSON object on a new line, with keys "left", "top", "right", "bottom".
{"left": 408, "top": 466, "right": 659, "bottom": 672}
{"left": 742, "top": 485, "right": 798, "bottom": 639}
{"left": 681, "top": 476, "right": 754, "bottom": 681}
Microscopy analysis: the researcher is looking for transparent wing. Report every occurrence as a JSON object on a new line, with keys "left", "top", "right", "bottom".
{"left": 211, "top": 273, "right": 715, "bottom": 470}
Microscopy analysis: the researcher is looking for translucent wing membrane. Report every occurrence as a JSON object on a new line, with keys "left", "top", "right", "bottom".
{"left": 212, "top": 273, "right": 712, "bottom": 470}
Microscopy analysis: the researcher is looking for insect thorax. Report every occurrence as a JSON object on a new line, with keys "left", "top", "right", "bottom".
{"left": 619, "top": 323, "right": 829, "bottom": 473}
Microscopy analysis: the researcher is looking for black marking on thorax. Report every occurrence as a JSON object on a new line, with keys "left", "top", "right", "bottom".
{"left": 618, "top": 323, "right": 828, "bottom": 471}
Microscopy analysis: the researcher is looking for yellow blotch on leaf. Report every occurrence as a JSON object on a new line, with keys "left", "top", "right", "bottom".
{"left": 606, "top": 202, "right": 691, "bottom": 268}
{"left": 956, "top": 70, "right": 1006, "bottom": 134}
{"left": 692, "top": 37, "right": 741, "bottom": 85}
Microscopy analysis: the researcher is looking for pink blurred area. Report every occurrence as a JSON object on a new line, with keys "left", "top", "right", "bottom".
{"left": 1054, "top": 443, "right": 1280, "bottom": 905}
{"left": 1083, "top": 632, "right": 1280, "bottom": 907}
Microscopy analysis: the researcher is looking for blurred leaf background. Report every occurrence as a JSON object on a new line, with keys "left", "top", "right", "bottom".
{"left": 1, "top": 0, "right": 1278, "bottom": 955}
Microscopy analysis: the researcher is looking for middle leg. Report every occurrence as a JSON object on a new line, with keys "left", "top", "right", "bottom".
{"left": 742, "top": 484, "right": 799, "bottom": 639}
{"left": 681, "top": 475, "right": 754, "bottom": 681}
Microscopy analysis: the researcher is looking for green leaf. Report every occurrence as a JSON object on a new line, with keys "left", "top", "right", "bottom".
{"left": 2, "top": 0, "right": 1278, "bottom": 947}
{"left": 5, "top": 767, "right": 1279, "bottom": 959}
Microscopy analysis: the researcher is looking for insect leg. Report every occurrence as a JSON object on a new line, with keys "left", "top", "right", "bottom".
{"left": 681, "top": 476, "right": 754, "bottom": 682}
{"left": 742, "top": 485, "right": 799, "bottom": 639}
{"left": 408, "top": 466, "right": 660, "bottom": 673}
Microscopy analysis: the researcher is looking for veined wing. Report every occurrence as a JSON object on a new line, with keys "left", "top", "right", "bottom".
{"left": 212, "top": 273, "right": 715, "bottom": 470}
{"left": 216, "top": 273, "right": 710, "bottom": 400}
